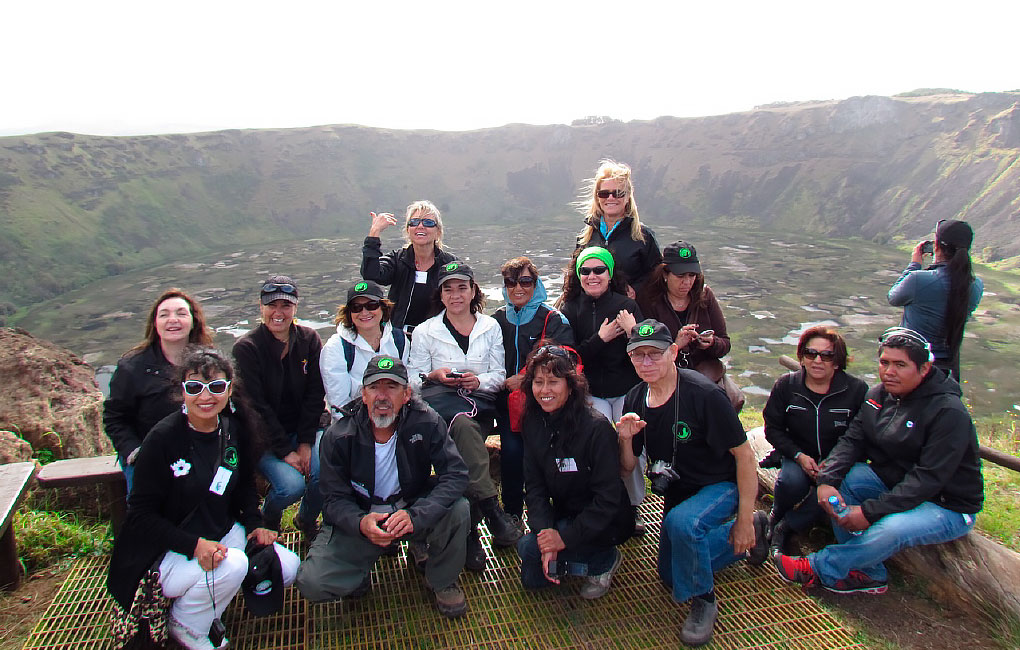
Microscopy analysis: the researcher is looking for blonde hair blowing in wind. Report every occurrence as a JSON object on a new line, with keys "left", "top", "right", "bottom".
{"left": 576, "top": 159, "right": 645, "bottom": 246}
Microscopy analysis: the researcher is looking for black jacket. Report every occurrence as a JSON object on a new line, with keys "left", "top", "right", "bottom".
{"left": 232, "top": 323, "right": 325, "bottom": 457}
{"left": 577, "top": 216, "right": 662, "bottom": 290}
{"left": 107, "top": 412, "right": 262, "bottom": 609}
{"left": 522, "top": 404, "right": 634, "bottom": 549}
{"left": 493, "top": 305, "right": 575, "bottom": 376}
{"left": 318, "top": 396, "right": 468, "bottom": 537}
{"left": 103, "top": 343, "right": 178, "bottom": 460}
{"left": 817, "top": 369, "right": 984, "bottom": 522}
{"left": 360, "top": 238, "right": 458, "bottom": 330}
{"left": 560, "top": 291, "right": 642, "bottom": 398}
{"left": 764, "top": 369, "right": 868, "bottom": 462}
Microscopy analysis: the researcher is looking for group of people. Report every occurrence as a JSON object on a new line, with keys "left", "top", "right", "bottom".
{"left": 102, "top": 160, "right": 985, "bottom": 649}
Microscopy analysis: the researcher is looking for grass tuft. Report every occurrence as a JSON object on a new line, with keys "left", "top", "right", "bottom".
{"left": 14, "top": 510, "right": 111, "bottom": 575}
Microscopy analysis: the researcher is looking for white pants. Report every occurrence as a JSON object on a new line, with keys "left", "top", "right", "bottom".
{"left": 590, "top": 395, "right": 647, "bottom": 506}
{"left": 159, "top": 523, "right": 300, "bottom": 635}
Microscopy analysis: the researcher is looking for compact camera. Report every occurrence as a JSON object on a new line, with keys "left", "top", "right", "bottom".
{"left": 648, "top": 460, "right": 682, "bottom": 496}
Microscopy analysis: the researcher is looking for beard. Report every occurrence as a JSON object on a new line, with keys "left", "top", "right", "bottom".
{"left": 369, "top": 398, "right": 398, "bottom": 429}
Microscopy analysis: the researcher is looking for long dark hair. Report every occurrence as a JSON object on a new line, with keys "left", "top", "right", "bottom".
{"left": 521, "top": 342, "right": 591, "bottom": 432}
{"left": 131, "top": 288, "right": 214, "bottom": 353}
{"left": 555, "top": 247, "right": 629, "bottom": 308}
{"left": 637, "top": 264, "right": 707, "bottom": 312}
{"left": 938, "top": 240, "right": 975, "bottom": 356}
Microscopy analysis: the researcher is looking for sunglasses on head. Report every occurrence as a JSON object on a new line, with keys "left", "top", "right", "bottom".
{"left": 578, "top": 265, "right": 609, "bottom": 276}
{"left": 348, "top": 300, "right": 382, "bottom": 314}
{"left": 407, "top": 217, "right": 438, "bottom": 228}
{"left": 503, "top": 275, "right": 536, "bottom": 288}
{"left": 802, "top": 348, "right": 836, "bottom": 362}
{"left": 262, "top": 282, "right": 296, "bottom": 294}
{"left": 182, "top": 379, "right": 231, "bottom": 396}
{"left": 597, "top": 189, "right": 626, "bottom": 199}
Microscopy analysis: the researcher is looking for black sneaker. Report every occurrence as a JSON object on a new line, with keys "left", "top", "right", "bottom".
{"left": 479, "top": 497, "right": 523, "bottom": 548}
{"left": 680, "top": 596, "right": 718, "bottom": 647}
{"left": 465, "top": 529, "right": 487, "bottom": 573}
{"left": 633, "top": 510, "right": 647, "bottom": 536}
{"left": 768, "top": 519, "right": 789, "bottom": 559}
{"left": 824, "top": 570, "right": 888, "bottom": 595}
{"left": 747, "top": 510, "right": 769, "bottom": 566}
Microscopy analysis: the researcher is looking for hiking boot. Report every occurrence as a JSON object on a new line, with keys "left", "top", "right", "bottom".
{"left": 169, "top": 617, "right": 228, "bottom": 650}
{"left": 747, "top": 510, "right": 769, "bottom": 566}
{"left": 432, "top": 582, "right": 468, "bottom": 618}
{"left": 293, "top": 512, "right": 320, "bottom": 542}
{"left": 408, "top": 541, "right": 428, "bottom": 573}
{"left": 633, "top": 510, "right": 647, "bottom": 536}
{"left": 579, "top": 548, "right": 622, "bottom": 600}
{"left": 508, "top": 514, "right": 525, "bottom": 535}
{"left": 774, "top": 553, "right": 816, "bottom": 587}
{"left": 769, "top": 519, "right": 790, "bottom": 559}
{"left": 680, "top": 596, "right": 718, "bottom": 647}
{"left": 824, "top": 570, "right": 888, "bottom": 595}
{"left": 465, "top": 527, "right": 487, "bottom": 572}
{"left": 478, "top": 496, "right": 523, "bottom": 547}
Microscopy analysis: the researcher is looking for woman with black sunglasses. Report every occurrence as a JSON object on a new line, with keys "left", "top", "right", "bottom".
{"left": 574, "top": 160, "right": 662, "bottom": 298}
{"left": 320, "top": 280, "right": 413, "bottom": 421}
{"left": 761, "top": 326, "right": 868, "bottom": 556}
{"left": 361, "top": 200, "right": 459, "bottom": 333}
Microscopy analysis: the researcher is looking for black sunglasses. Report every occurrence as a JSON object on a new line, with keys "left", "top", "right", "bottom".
{"left": 503, "top": 276, "right": 537, "bottom": 288}
{"left": 348, "top": 300, "right": 382, "bottom": 314}
{"left": 182, "top": 379, "right": 231, "bottom": 396}
{"left": 802, "top": 348, "right": 836, "bottom": 362}
{"left": 407, "top": 217, "right": 438, "bottom": 228}
{"left": 596, "top": 189, "right": 627, "bottom": 199}
{"left": 578, "top": 265, "right": 609, "bottom": 276}
{"left": 262, "top": 282, "right": 297, "bottom": 294}
{"left": 536, "top": 345, "right": 571, "bottom": 360}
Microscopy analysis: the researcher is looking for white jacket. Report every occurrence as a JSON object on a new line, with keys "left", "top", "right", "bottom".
{"left": 407, "top": 311, "right": 506, "bottom": 394}
{"left": 320, "top": 321, "right": 414, "bottom": 421}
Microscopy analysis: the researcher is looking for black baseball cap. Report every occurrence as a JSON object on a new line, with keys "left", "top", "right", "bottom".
{"left": 347, "top": 280, "right": 385, "bottom": 304}
{"left": 437, "top": 261, "right": 473, "bottom": 285}
{"left": 662, "top": 241, "right": 702, "bottom": 274}
{"left": 261, "top": 274, "right": 299, "bottom": 305}
{"left": 627, "top": 319, "right": 674, "bottom": 352}
{"left": 241, "top": 540, "right": 284, "bottom": 617}
{"left": 363, "top": 355, "right": 408, "bottom": 386}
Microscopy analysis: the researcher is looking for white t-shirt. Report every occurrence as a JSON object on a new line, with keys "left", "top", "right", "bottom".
{"left": 373, "top": 434, "right": 400, "bottom": 504}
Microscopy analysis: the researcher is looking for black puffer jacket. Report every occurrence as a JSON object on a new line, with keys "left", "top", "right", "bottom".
{"left": 318, "top": 396, "right": 468, "bottom": 536}
{"left": 818, "top": 369, "right": 984, "bottom": 522}
{"left": 522, "top": 403, "right": 633, "bottom": 549}
{"left": 577, "top": 216, "right": 662, "bottom": 290}
{"left": 103, "top": 343, "right": 178, "bottom": 460}
{"left": 764, "top": 368, "right": 868, "bottom": 462}
{"left": 360, "top": 238, "right": 458, "bottom": 330}
{"left": 560, "top": 291, "right": 642, "bottom": 398}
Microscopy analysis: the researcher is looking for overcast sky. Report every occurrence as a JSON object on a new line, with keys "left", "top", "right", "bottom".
{"left": 3, "top": 0, "right": 1018, "bottom": 137}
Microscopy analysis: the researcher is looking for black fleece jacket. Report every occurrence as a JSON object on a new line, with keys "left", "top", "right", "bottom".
{"left": 560, "top": 291, "right": 642, "bottom": 398}
{"left": 360, "top": 238, "right": 458, "bottom": 330}
{"left": 103, "top": 343, "right": 178, "bottom": 460}
{"left": 817, "top": 369, "right": 983, "bottom": 522}
{"left": 577, "top": 216, "right": 662, "bottom": 291}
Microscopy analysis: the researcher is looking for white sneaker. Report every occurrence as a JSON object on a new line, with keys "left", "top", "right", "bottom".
{"left": 169, "top": 617, "right": 229, "bottom": 650}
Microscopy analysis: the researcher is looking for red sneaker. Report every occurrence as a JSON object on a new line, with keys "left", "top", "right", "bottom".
{"left": 824, "top": 570, "right": 888, "bottom": 595}
{"left": 774, "top": 554, "right": 816, "bottom": 586}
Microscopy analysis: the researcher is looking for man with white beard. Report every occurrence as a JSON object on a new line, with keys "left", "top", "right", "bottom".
{"left": 296, "top": 355, "right": 471, "bottom": 617}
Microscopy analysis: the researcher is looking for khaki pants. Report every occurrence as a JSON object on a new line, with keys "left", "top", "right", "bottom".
{"left": 447, "top": 415, "right": 498, "bottom": 501}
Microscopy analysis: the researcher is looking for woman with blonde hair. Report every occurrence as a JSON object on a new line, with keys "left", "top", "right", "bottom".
{"left": 575, "top": 160, "right": 662, "bottom": 297}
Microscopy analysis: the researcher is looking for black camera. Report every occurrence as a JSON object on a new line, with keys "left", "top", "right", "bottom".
{"left": 208, "top": 618, "right": 226, "bottom": 647}
{"left": 648, "top": 460, "right": 681, "bottom": 496}
{"left": 920, "top": 240, "right": 933, "bottom": 255}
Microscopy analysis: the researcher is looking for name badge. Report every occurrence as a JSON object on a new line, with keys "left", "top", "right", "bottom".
{"left": 415, "top": 271, "right": 428, "bottom": 284}
{"left": 209, "top": 466, "right": 233, "bottom": 495}
{"left": 556, "top": 458, "right": 578, "bottom": 472}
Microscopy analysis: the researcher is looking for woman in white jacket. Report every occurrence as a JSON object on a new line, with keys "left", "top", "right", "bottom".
{"left": 408, "top": 261, "right": 522, "bottom": 572}
{"left": 320, "top": 280, "right": 411, "bottom": 421}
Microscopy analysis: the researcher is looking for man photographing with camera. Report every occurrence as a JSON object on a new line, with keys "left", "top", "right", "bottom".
{"left": 617, "top": 320, "right": 767, "bottom": 647}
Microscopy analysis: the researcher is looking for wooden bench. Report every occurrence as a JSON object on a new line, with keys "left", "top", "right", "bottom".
{"left": 35, "top": 455, "right": 127, "bottom": 538}
{"left": 1, "top": 461, "right": 36, "bottom": 590}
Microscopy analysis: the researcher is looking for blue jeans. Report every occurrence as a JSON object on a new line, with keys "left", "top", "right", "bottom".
{"left": 772, "top": 458, "right": 824, "bottom": 532}
{"left": 658, "top": 482, "right": 745, "bottom": 603}
{"left": 517, "top": 519, "right": 618, "bottom": 590}
{"left": 257, "top": 431, "right": 323, "bottom": 524}
{"left": 118, "top": 455, "right": 135, "bottom": 495}
{"left": 809, "top": 463, "right": 976, "bottom": 586}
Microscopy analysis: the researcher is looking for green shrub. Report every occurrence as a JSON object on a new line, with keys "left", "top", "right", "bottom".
{"left": 14, "top": 510, "right": 111, "bottom": 575}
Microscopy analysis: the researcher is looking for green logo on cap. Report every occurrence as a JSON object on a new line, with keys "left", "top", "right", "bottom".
{"left": 224, "top": 447, "right": 238, "bottom": 469}
{"left": 674, "top": 421, "right": 692, "bottom": 441}
{"left": 378, "top": 358, "right": 394, "bottom": 370}
{"left": 355, "top": 282, "right": 367, "bottom": 292}
{"left": 444, "top": 262, "right": 460, "bottom": 271}
{"left": 638, "top": 324, "right": 655, "bottom": 337}
{"left": 679, "top": 248, "right": 692, "bottom": 259}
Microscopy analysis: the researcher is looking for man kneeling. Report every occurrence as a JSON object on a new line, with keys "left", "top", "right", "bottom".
{"left": 296, "top": 355, "right": 471, "bottom": 617}
{"left": 775, "top": 328, "right": 983, "bottom": 594}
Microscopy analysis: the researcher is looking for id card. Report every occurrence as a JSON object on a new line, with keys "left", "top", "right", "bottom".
{"left": 209, "top": 466, "right": 233, "bottom": 495}
{"left": 556, "top": 458, "right": 578, "bottom": 472}
{"left": 415, "top": 271, "right": 428, "bottom": 283}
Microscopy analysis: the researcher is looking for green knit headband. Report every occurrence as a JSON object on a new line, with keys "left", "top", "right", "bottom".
{"left": 575, "top": 247, "right": 615, "bottom": 278}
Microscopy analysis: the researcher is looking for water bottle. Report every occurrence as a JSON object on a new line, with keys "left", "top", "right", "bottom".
{"left": 828, "top": 495, "right": 862, "bottom": 536}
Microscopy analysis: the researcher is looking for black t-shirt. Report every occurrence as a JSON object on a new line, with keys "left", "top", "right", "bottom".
{"left": 625, "top": 370, "right": 746, "bottom": 505}
{"left": 443, "top": 314, "right": 471, "bottom": 354}
{"left": 182, "top": 428, "right": 235, "bottom": 541}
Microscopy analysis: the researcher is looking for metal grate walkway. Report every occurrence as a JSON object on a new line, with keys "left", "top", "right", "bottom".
{"left": 23, "top": 497, "right": 861, "bottom": 649}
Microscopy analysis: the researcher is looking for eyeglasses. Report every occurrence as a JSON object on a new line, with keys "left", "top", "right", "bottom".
{"left": 348, "top": 300, "right": 382, "bottom": 313}
{"left": 503, "top": 276, "right": 537, "bottom": 288}
{"left": 597, "top": 189, "right": 627, "bottom": 199}
{"left": 182, "top": 379, "right": 232, "bottom": 396}
{"left": 407, "top": 217, "right": 438, "bottom": 228}
{"left": 262, "top": 282, "right": 296, "bottom": 294}
{"left": 802, "top": 348, "right": 836, "bottom": 362}
{"left": 628, "top": 350, "right": 666, "bottom": 363}
{"left": 578, "top": 265, "right": 609, "bottom": 276}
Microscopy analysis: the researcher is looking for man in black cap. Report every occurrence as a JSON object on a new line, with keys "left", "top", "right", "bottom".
{"left": 774, "top": 327, "right": 983, "bottom": 596}
{"left": 617, "top": 319, "right": 767, "bottom": 647}
{"left": 296, "top": 355, "right": 471, "bottom": 618}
